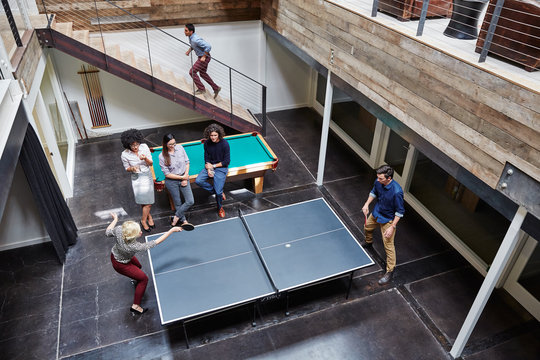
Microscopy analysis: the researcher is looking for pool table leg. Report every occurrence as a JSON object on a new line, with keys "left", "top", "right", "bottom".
{"left": 253, "top": 176, "right": 264, "bottom": 194}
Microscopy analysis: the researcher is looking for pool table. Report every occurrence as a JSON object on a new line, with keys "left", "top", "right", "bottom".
{"left": 150, "top": 132, "right": 278, "bottom": 197}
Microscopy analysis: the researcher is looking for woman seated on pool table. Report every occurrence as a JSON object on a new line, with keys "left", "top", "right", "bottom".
{"left": 195, "top": 123, "right": 230, "bottom": 218}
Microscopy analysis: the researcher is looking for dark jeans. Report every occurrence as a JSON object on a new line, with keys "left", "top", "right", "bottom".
{"left": 195, "top": 167, "right": 228, "bottom": 209}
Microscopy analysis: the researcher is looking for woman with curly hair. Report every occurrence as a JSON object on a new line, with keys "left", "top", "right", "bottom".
{"left": 120, "top": 129, "right": 155, "bottom": 232}
{"left": 159, "top": 133, "right": 194, "bottom": 227}
{"left": 195, "top": 123, "right": 230, "bottom": 218}
{"left": 107, "top": 212, "right": 182, "bottom": 314}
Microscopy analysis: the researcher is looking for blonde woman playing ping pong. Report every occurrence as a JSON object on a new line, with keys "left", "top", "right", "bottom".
{"left": 107, "top": 212, "right": 182, "bottom": 314}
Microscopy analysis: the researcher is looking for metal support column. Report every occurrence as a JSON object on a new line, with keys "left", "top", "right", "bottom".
{"left": 450, "top": 205, "right": 528, "bottom": 358}
{"left": 316, "top": 70, "right": 333, "bottom": 186}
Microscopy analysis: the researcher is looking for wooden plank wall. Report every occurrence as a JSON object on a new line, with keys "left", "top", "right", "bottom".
{"left": 37, "top": 0, "right": 260, "bottom": 30}
{"left": 14, "top": 32, "right": 43, "bottom": 93}
{"left": 261, "top": 0, "right": 540, "bottom": 190}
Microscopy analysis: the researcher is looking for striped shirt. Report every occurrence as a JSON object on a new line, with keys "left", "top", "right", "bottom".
{"left": 159, "top": 144, "right": 190, "bottom": 177}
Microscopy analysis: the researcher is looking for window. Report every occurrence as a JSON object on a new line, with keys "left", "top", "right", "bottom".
{"left": 409, "top": 152, "right": 510, "bottom": 264}
{"left": 385, "top": 130, "right": 408, "bottom": 176}
{"left": 316, "top": 74, "right": 377, "bottom": 154}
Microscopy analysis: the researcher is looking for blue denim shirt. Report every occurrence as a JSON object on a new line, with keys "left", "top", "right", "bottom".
{"left": 189, "top": 33, "right": 212, "bottom": 57}
{"left": 369, "top": 179, "right": 405, "bottom": 224}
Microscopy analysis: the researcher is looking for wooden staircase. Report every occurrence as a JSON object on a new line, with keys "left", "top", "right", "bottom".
{"left": 35, "top": 20, "right": 262, "bottom": 133}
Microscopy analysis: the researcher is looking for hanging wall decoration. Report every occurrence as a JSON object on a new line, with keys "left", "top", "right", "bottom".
{"left": 78, "top": 65, "right": 110, "bottom": 128}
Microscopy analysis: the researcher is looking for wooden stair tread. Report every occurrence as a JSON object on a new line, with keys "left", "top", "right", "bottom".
{"left": 30, "top": 14, "right": 51, "bottom": 29}
{"left": 158, "top": 69, "right": 175, "bottom": 83}
{"left": 135, "top": 57, "right": 151, "bottom": 74}
{"left": 53, "top": 22, "right": 73, "bottom": 37}
{"left": 176, "top": 76, "right": 193, "bottom": 93}
{"left": 73, "top": 30, "right": 89, "bottom": 45}
{"left": 121, "top": 50, "right": 137, "bottom": 67}
{"left": 105, "top": 44, "right": 121, "bottom": 60}
{"left": 88, "top": 36, "right": 104, "bottom": 52}
{"left": 232, "top": 104, "right": 259, "bottom": 126}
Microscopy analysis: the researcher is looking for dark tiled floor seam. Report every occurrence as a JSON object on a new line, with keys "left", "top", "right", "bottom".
{"left": 267, "top": 116, "right": 317, "bottom": 182}
{"left": 56, "top": 263, "right": 66, "bottom": 360}
{"left": 396, "top": 284, "right": 454, "bottom": 354}
{"left": 58, "top": 330, "right": 171, "bottom": 360}
{"left": 460, "top": 319, "right": 540, "bottom": 358}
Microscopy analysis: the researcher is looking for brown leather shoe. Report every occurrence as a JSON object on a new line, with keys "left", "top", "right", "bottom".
{"left": 378, "top": 271, "right": 394, "bottom": 285}
{"left": 218, "top": 207, "right": 225, "bottom": 218}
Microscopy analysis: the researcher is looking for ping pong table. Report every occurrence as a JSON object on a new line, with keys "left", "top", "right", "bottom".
{"left": 146, "top": 198, "right": 374, "bottom": 346}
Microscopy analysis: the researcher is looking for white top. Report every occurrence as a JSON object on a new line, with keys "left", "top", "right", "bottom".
{"left": 121, "top": 143, "right": 152, "bottom": 173}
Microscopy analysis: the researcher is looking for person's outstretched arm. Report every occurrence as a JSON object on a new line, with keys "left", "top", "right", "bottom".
{"left": 155, "top": 226, "right": 183, "bottom": 245}
{"left": 107, "top": 212, "right": 118, "bottom": 232}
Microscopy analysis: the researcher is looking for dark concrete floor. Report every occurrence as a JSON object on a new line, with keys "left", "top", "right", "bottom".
{"left": 0, "top": 108, "right": 538, "bottom": 359}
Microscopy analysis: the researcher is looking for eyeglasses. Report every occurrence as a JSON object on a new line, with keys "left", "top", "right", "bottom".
{"left": 167, "top": 142, "right": 177, "bottom": 147}
{"left": 130, "top": 143, "right": 140, "bottom": 149}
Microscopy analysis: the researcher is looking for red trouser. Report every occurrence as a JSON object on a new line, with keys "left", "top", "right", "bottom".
{"left": 110, "top": 253, "right": 148, "bottom": 305}
{"left": 189, "top": 56, "right": 219, "bottom": 92}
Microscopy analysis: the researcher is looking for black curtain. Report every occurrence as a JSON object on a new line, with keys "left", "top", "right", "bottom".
{"left": 19, "top": 125, "right": 78, "bottom": 263}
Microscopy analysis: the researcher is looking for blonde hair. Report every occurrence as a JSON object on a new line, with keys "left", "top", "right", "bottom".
{"left": 122, "top": 221, "right": 141, "bottom": 242}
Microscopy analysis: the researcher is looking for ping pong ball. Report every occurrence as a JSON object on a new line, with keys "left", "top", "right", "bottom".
{"left": 285, "top": 244, "right": 291, "bottom": 248}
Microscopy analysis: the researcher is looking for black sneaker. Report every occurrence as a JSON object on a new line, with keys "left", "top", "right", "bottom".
{"left": 378, "top": 271, "right": 394, "bottom": 285}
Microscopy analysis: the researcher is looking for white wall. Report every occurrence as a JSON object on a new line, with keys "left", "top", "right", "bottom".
{"left": 265, "top": 35, "right": 311, "bottom": 111}
{"left": 51, "top": 21, "right": 312, "bottom": 138}
{"left": 0, "top": 162, "right": 49, "bottom": 250}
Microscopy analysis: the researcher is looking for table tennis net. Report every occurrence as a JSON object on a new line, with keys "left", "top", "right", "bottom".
{"left": 237, "top": 208, "right": 278, "bottom": 293}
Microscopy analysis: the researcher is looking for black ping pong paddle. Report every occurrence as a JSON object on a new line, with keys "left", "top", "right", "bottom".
{"left": 181, "top": 222, "right": 195, "bottom": 231}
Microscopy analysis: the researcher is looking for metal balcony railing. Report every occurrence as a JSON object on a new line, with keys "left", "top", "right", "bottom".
{"left": 369, "top": 0, "right": 539, "bottom": 72}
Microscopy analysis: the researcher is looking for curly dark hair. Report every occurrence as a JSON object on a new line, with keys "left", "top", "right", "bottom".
{"left": 203, "top": 123, "right": 225, "bottom": 140}
{"left": 120, "top": 129, "right": 144, "bottom": 149}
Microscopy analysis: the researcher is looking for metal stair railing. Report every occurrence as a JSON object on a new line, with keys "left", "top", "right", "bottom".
{"left": 38, "top": 0, "right": 266, "bottom": 133}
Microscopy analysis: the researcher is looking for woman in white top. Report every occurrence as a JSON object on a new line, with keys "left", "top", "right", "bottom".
{"left": 120, "top": 129, "right": 155, "bottom": 232}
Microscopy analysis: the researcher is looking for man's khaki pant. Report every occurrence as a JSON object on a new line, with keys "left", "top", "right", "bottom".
{"left": 364, "top": 214, "right": 396, "bottom": 272}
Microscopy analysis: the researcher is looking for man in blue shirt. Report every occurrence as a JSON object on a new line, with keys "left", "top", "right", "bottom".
{"left": 184, "top": 23, "right": 221, "bottom": 98}
{"left": 362, "top": 165, "right": 405, "bottom": 285}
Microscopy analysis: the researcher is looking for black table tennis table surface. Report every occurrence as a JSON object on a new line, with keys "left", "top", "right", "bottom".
{"left": 146, "top": 198, "right": 374, "bottom": 324}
